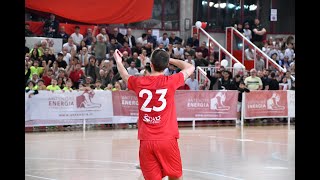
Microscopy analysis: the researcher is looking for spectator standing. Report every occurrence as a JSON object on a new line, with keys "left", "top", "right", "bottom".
{"left": 43, "top": 13, "right": 59, "bottom": 38}
{"left": 252, "top": 18, "right": 266, "bottom": 49}
{"left": 25, "top": 23, "right": 35, "bottom": 37}
{"left": 124, "top": 28, "right": 136, "bottom": 48}
{"left": 70, "top": 26, "right": 84, "bottom": 50}
{"left": 243, "top": 22, "right": 252, "bottom": 41}
{"left": 92, "top": 34, "right": 107, "bottom": 63}
{"left": 268, "top": 72, "right": 280, "bottom": 90}
{"left": 55, "top": 26, "right": 69, "bottom": 44}
{"left": 84, "top": 56, "right": 100, "bottom": 83}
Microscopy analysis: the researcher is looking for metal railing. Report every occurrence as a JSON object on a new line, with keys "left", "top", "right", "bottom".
{"left": 193, "top": 26, "right": 246, "bottom": 70}
{"left": 226, "top": 27, "right": 295, "bottom": 81}
{"left": 196, "top": 66, "right": 210, "bottom": 90}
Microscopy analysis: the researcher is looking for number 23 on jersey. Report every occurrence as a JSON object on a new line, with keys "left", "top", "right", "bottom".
{"left": 139, "top": 89, "right": 168, "bottom": 112}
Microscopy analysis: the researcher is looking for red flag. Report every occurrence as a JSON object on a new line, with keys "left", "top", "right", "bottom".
{"left": 26, "top": 0, "right": 154, "bottom": 24}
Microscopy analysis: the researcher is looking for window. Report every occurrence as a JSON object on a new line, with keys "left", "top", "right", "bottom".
{"left": 243, "top": 0, "right": 259, "bottom": 25}
{"left": 127, "top": 0, "right": 180, "bottom": 30}
{"left": 164, "top": 0, "right": 180, "bottom": 29}
{"left": 194, "top": 0, "right": 261, "bottom": 32}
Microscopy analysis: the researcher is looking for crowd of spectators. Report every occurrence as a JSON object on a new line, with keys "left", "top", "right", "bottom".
{"left": 25, "top": 16, "right": 295, "bottom": 96}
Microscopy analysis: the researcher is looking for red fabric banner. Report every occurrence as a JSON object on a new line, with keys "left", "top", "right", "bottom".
{"left": 25, "top": 0, "right": 154, "bottom": 24}
{"left": 112, "top": 91, "right": 138, "bottom": 116}
{"left": 112, "top": 90, "right": 238, "bottom": 120}
{"left": 244, "top": 90, "right": 288, "bottom": 118}
{"left": 26, "top": 21, "right": 96, "bottom": 36}
{"left": 175, "top": 91, "right": 238, "bottom": 119}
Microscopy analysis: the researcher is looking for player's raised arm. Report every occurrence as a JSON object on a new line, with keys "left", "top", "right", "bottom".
{"left": 113, "top": 49, "right": 131, "bottom": 83}
{"left": 169, "top": 58, "right": 195, "bottom": 81}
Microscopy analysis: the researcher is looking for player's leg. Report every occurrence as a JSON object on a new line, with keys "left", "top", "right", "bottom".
{"left": 236, "top": 101, "right": 241, "bottom": 124}
{"left": 136, "top": 118, "right": 140, "bottom": 169}
{"left": 154, "top": 139, "right": 183, "bottom": 180}
{"left": 139, "top": 140, "right": 163, "bottom": 180}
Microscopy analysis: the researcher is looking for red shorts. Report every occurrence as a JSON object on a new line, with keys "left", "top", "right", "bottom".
{"left": 139, "top": 139, "right": 182, "bottom": 180}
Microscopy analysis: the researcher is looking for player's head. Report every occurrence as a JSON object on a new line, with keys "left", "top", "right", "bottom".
{"left": 150, "top": 49, "right": 169, "bottom": 73}
{"left": 144, "top": 63, "right": 151, "bottom": 76}
{"left": 239, "top": 81, "right": 246, "bottom": 89}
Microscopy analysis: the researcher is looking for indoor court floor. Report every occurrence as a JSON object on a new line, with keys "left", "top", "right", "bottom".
{"left": 25, "top": 125, "right": 295, "bottom": 180}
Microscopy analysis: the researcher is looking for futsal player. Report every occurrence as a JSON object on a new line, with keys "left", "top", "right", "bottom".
{"left": 113, "top": 49, "right": 194, "bottom": 180}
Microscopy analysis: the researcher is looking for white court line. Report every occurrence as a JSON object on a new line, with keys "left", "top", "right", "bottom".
{"left": 25, "top": 157, "right": 137, "bottom": 165}
{"left": 25, "top": 138, "right": 107, "bottom": 143}
{"left": 25, "top": 174, "right": 57, "bottom": 180}
{"left": 26, "top": 135, "right": 289, "bottom": 146}
{"left": 271, "top": 152, "right": 288, "bottom": 162}
{"left": 26, "top": 167, "right": 138, "bottom": 172}
{"left": 264, "top": 166, "right": 288, "bottom": 170}
{"left": 207, "top": 136, "right": 289, "bottom": 146}
{"left": 183, "top": 169, "right": 244, "bottom": 180}
{"left": 26, "top": 157, "right": 243, "bottom": 180}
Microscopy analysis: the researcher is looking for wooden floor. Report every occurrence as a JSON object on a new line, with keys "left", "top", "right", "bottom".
{"left": 25, "top": 125, "right": 295, "bottom": 180}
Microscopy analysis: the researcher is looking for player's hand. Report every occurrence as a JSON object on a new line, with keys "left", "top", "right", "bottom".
{"left": 113, "top": 49, "right": 123, "bottom": 64}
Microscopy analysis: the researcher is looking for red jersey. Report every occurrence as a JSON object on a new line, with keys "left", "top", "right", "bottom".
{"left": 42, "top": 75, "right": 52, "bottom": 86}
{"left": 128, "top": 72, "right": 185, "bottom": 140}
{"left": 69, "top": 70, "right": 84, "bottom": 83}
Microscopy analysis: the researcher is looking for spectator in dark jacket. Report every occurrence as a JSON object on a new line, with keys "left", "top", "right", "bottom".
{"left": 268, "top": 72, "right": 280, "bottom": 90}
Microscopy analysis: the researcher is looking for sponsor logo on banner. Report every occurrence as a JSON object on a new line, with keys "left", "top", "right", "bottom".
{"left": 28, "top": 90, "right": 113, "bottom": 120}
{"left": 210, "top": 92, "right": 230, "bottom": 111}
{"left": 266, "top": 93, "right": 285, "bottom": 110}
{"left": 112, "top": 91, "right": 139, "bottom": 116}
{"left": 176, "top": 91, "right": 238, "bottom": 119}
{"left": 245, "top": 91, "right": 288, "bottom": 118}
{"left": 76, "top": 90, "right": 101, "bottom": 108}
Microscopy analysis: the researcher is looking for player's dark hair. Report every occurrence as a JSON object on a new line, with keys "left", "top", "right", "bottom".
{"left": 150, "top": 49, "right": 169, "bottom": 72}
{"left": 145, "top": 65, "right": 151, "bottom": 73}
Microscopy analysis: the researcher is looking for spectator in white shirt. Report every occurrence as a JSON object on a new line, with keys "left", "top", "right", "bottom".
{"left": 127, "top": 61, "right": 139, "bottom": 75}
{"left": 173, "top": 42, "right": 184, "bottom": 59}
{"left": 284, "top": 42, "right": 294, "bottom": 62}
{"left": 60, "top": 47, "right": 72, "bottom": 65}
{"left": 79, "top": 47, "right": 91, "bottom": 66}
{"left": 138, "top": 49, "right": 151, "bottom": 68}
{"left": 157, "top": 33, "right": 169, "bottom": 48}
{"left": 243, "top": 22, "right": 252, "bottom": 41}
{"left": 70, "top": 26, "right": 83, "bottom": 49}
{"left": 136, "top": 33, "right": 148, "bottom": 46}
{"left": 262, "top": 40, "right": 270, "bottom": 54}
{"left": 96, "top": 27, "right": 109, "bottom": 43}
{"left": 124, "top": 28, "right": 136, "bottom": 48}
{"left": 185, "top": 73, "right": 199, "bottom": 90}
{"left": 62, "top": 37, "right": 77, "bottom": 53}
{"left": 245, "top": 47, "right": 254, "bottom": 60}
